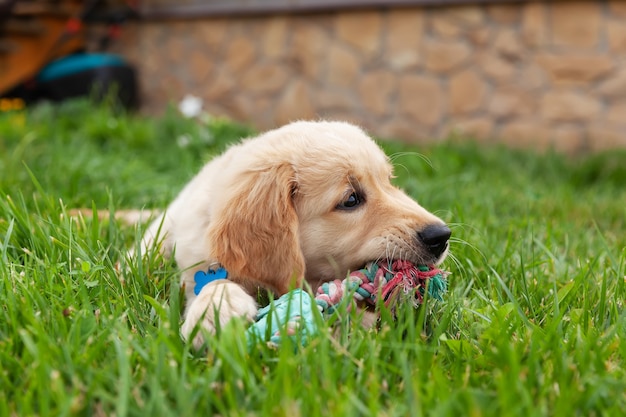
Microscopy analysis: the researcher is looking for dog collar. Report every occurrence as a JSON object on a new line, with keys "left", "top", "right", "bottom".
{"left": 193, "top": 265, "right": 228, "bottom": 295}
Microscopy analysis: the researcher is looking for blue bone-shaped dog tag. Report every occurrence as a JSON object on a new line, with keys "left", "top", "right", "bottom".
{"left": 193, "top": 267, "right": 228, "bottom": 295}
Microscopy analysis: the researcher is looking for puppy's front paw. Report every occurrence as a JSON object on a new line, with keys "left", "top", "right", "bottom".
{"left": 181, "top": 281, "right": 258, "bottom": 350}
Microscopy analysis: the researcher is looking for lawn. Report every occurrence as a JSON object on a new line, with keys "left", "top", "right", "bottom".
{"left": 1, "top": 101, "right": 625, "bottom": 416}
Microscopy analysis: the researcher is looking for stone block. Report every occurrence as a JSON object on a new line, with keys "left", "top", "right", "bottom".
{"left": 541, "top": 91, "right": 601, "bottom": 122}
{"left": 335, "top": 10, "right": 382, "bottom": 60}
{"left": 467, "top": 27, "right": 492, "bottom": 47}
{"left": 448, "top": 69, "right": 487, "bottom": 115}
{"left": 143, "top": 51, "right": 161, "bottom": 74}
{"left": 445, "top": 118, "right": 494, "bottom": 141}
{"left": 607, "top": 20, "right": 626, "bottom": 54}
{"left": 327, "top": 44, "right": 360, "bottom": 88}
{"left": 197, "top": 19, "right": 229, "bottom": 52}
{"left": 379, "top": 117, "right": 432, "bottom": 142}
{"left": 521, "top": 2, "right": 548, "bottom": 47}
{"left": 398, "top": 75, "right": 443, "bottom": 127}
{"left": 487, "top": 4, "right": 521, "bottom": 24}
{"left": 606, "top": 102, "right": 626, "bottom": 125}
{"left": 488, "top": 87, "right": 534, "bottom": 120}
{"left": 429, "top": 15, "right": 462, "bottom": 39}
{"left": 291, "top": 24, "right": 329, "bottom": 80}
{"left": 261, "top": 17, "right": 289, "bottom": 58}
{"left": 498, "top": 121, "right": 551, "bottom": 150}
{"left": 315, "top": 89, "right": 355, "bottom": 111}
{"left": 424, "top": 40, "right": 471, "bottom": 73}
{"left": 479, "top": 53, "right": 517, "bottom": 82}
{"left": 550, "top": 2, "right": 601, "bottom": 49}
{"left": 164, "top": 35, "right": 188, "bottom": 63}
{"left": 225, "top": 36, "right": 257, "bottom": 74}
{"left": 204, "top": 67, "right": 235, "bottom": 100}
{"left": 439, "top": 5, "right": 485, "bottom": 27}
{"left": 551, "top": 127, "right": 585, "bottom": 155}
{"left": 385, "top": 9, "right": 424, "bottom": 70}
{"left": 240, "top": 64, "right": 291, "bottom": 95}
{"left": 189, "top": 51, "right": 215, "bottom": 84}
{"left": 536, "top": 54, "right": 615, "bottom": 84}
{"left": 608, "top": 0, "right": 626, "bottom": 17}
{"left": 493, "top": 28, "right": 525, "bottom": 61}
{"left": 230, "top": 95, "right": 272, "bottom": 125}
{"left": 275, "top": 79, "right": 316, "bottom": 126}
{"left": 324, "top": 111, "right": 367, "bottom": 130}
{"left": 588, "top": 125, "right": 626, "bottom": 152}
{"left": 358, "top": 70, "right": 396, "bottom": 116}
{"left": 519, "top": 64, "right": 546, "bottom": 91}
{"left": 598, "top": 70, "right": 626, "bottom": 99}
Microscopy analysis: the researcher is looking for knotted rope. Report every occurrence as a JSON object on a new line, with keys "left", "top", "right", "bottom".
{"left": 248, "top": 260, "right": 448, "bottom": 347}
{"left": 314, "top": 260, "right": 448, "bottom": 314}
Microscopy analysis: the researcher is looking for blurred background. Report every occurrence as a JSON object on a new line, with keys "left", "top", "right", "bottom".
{"left": 2, "top": 0, "right": 626, "bottom": 153}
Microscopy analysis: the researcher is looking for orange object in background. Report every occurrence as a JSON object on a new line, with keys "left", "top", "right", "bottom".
{"left": 0, "top": 97, "right": 25, "bottom": 111}
{"left": 0, "top": 0, "right": 86, "bottom": 96}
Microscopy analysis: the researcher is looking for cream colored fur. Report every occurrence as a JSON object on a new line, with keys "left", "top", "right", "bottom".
{"left": 139, "top": 121, "right": 448, "bottom": 349}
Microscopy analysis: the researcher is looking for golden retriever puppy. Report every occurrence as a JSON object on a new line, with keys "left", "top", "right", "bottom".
{"left": 139, "top": 121, "right": 450, "bottom": 348}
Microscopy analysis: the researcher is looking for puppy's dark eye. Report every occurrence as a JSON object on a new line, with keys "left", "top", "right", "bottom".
{"left": 336, "top": 192, "right": 363, "bottom": 210}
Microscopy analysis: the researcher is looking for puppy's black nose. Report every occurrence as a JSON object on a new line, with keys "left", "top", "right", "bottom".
{"left": 418, "top": 224, "right": 451, "bottom": 258}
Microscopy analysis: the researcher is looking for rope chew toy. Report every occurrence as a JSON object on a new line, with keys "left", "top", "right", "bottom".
{"left": 315, "top": 259, "right": 447, "bottom": 314}
{"left": 247, "top": 260, "right": 448, "bottom": 347}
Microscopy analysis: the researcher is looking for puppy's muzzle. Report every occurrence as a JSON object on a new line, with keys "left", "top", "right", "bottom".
{"left": 418, "top": 224, "right": 451, "bottom": 258}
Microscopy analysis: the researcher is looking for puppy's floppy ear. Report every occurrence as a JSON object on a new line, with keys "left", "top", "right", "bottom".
{"left": 206, "top": 163, "right": 305, "bottom": 293}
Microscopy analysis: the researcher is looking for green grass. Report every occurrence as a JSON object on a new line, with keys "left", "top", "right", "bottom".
{"left": 1, "top": 100, "right": 625, "bottom": 416}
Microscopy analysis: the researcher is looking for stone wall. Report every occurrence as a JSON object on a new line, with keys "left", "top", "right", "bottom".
{"left": 115, "top": 1, "right": 626, "bottom": 153}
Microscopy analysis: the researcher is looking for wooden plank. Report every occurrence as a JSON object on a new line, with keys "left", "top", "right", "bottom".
{"left": 12, "top": 1, "right": 78, "bottom": 17}
{"left": 3, "top": 19, "right": 46, "bottom": 35}
{"left": 140, "top": 0, "right": 525, "bottom": 19}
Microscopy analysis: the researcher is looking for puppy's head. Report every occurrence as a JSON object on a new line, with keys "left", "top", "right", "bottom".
{"left": 207, "top": 121, "right": 450, "bottom": 293}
